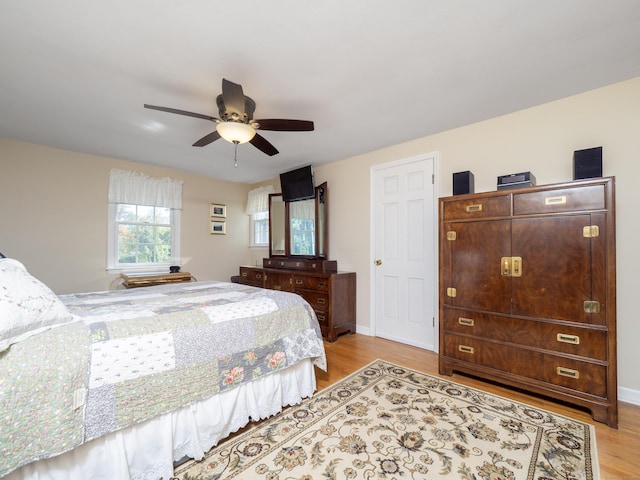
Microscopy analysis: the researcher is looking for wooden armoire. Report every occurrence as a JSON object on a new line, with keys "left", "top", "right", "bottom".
{"left": 439, "top": 177, "right": 617, "bottom": 426}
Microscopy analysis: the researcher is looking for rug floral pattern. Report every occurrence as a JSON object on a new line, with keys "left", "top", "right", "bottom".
{"left": 172, "top": 360, "right": 597, "bottom": 480}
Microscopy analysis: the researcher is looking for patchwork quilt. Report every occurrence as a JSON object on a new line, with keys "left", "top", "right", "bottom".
{"left": 0, "top": 280, "right": 326, "bottom": 477}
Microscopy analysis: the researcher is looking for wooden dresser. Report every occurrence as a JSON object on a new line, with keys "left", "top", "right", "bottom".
{"left": 438, "top": 177, "right": 617, "bottom": 426}
{"left": 239, "top": 259, "right": 356, "bottom": 342}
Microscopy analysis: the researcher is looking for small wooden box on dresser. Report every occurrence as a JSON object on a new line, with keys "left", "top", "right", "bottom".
{"left": 438, "top": 177, "right": 617, "bottom": 427}
{"left": 239, "top": 258, "right": 356, "bottom": 342}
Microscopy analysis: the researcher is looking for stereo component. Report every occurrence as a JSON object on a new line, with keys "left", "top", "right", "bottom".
{"left": 453, "top": 170, "right": 474, "bottom": 195}
{"left": 497, "top": 171, "right": 536, "bottom": 190}
{"left": 574, "top": 146, "right": 602, "bottom": 180}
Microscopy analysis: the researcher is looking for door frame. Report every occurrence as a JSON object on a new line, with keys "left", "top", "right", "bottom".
{"left": 369, "top": 151, "right": 440, "bottom": 351}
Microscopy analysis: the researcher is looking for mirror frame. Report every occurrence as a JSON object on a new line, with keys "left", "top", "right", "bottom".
{"left": 268, "top": 182, "right": 328, "bottom": 259}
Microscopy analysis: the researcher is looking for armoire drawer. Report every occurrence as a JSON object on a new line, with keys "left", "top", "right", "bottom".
{"left": 443, "top": 308, "right": 607, "bottom": 360}
{"left": 513, "top": 184, "right": 605, "bottom": 215}
{"left": 442, "top": 194, "right": 511, "bottom": 221}
{"left": 443, "top": 334, "right": 607, "bottom": 397}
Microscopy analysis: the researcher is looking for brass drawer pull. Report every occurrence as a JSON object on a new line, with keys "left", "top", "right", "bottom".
{"left": 501, "top": 257, "right": 522, "bottom": 277}
{"left": 273, "top": 285, "right": 282, "bottom": 290}
{"left": 557, "top": 367, "right": 579, "bottom": 379}
{"left": 318, "top": 282, "right": 326, "bottom": 287}
{"left": 241, "top": 272, "right": 248, "bottom": 277}
{"left": 458, "top": 317, "right": 474, "bottom": 327}
{"left": 584, "top": 301, "right": 601, "bottom": 313}
{"left": 511, "top": 257, "right": 522, "bottom": 277}
{"left": 501, "top": 257, "right": 511, "bottom": 276}
{"left": 466, "top": 204, "right": 482, "bottom": 212}
{"left": 256, "top": 274, "right": 262, "bottom": 279}
{"left": 458, "top": 345, "right": 474, "bottom": 354}
{"left": 296, "top": 279, "right": 303, "bottom": 284}
{"left": 447, "top": 287, "right": 457, "bottom": 297}
{"left": 316, "top": 314, "right": 326, "bottom": 321}
{"left": 545, "top": 195, "right": 567, "bottom": 205}
{"left": 557, "top": 333, "right": 580, "bottom": 345}
{"left": 317, "top": 298, "right": 326, "bottom": 304}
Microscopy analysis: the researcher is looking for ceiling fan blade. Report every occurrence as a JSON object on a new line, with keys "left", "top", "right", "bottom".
{"left": 250, "top": 133, "right": 279, "bottom": 156}
{"left": 254, "top": 119, "right": 315, "bottom": 131}
{"left": 192, "top": 130, "right": 221, "bottom": 147}
{"left": 144, "top": 104, "right": 218, "bottom": 122}
{"left": 221, "top": 79, "right": 246, "bottom": 117}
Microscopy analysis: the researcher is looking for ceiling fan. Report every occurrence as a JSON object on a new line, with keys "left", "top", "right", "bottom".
{"left": 144, "top": 79, "right": 314, "bottom": 158}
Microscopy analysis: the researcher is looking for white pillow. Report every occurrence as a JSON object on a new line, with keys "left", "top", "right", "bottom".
{"left": 0, "top": 258, "right": 74, "bottom": 352}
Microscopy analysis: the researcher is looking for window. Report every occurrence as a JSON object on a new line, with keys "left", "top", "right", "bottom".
{"left": 251, "top": 211, "right": 269, "bottom": 247}
{"left": 116, "top": 204, "right": 172, "bottom": 263}
{"left": 107, "top": 169, "right": 182, "bottom": 273}
{"left": 108, "top": 203, "right": 181, "bottom": 273}
{"left": 246, "top": 185, "right": 274, "bottom": 248}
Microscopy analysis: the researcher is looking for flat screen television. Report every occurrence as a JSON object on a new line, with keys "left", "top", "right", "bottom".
{"left": 280, "top": 165, "right": 315, "bottom": 202}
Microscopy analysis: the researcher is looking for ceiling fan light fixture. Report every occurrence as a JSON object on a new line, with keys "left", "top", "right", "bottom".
{"left": 216, "top": 121, "right": 256, "bottom": 144}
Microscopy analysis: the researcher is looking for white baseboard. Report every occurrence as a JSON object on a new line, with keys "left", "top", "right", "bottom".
{"left": 355, "top": 325, "right": 372, "bottom": 336}
{"left": 619, "top": 386, "right": 640, "bottom": 406}
{"left": 354, "top": 327, "right": 640, "bottom": 407}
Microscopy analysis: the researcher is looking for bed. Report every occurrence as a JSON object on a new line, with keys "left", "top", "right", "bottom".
{"left": 0, "top": 257, "right": 326, "bottom": 480}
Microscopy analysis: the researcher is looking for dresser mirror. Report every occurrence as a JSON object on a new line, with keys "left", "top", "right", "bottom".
{"left": 269, "top": 182, "right": 327, "bottom": 258}
{"left": 269, "top": 194, "right": 286, "bottom": 255}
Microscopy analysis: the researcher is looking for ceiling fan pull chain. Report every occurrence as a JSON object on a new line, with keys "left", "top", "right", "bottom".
{"left": 233, "top": 140, "right": 239, "bottom": 167}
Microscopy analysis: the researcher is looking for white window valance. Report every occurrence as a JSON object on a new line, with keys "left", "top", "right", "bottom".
{"left": 245, "top": 185, "right": 274, "bottom": 215}
{"left": 108, "top": 169, "right": 183, "bottom": 209}
{"left": 290, "top": 198, "right": 315, "bottom": 220}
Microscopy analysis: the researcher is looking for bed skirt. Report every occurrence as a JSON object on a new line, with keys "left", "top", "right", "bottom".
{"left": 6, "top": 359, "right": 317, "bottom": 480}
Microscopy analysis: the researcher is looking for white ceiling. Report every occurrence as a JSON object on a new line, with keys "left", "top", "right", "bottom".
{"left": 1, "top": 1, "right": 639, "bottom": 184}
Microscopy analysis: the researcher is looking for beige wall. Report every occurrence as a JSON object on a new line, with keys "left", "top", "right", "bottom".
{"left": 0, "top": 139, "right": 253, "bottom": 293}
{"left": 1, "top": 76, "right": 638, "bottom": 396}
{"left": 315, "top": 76, "right": 640, "bottom": 397}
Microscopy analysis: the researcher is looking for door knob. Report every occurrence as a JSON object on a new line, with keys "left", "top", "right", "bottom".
{"left": 375, "top": 259, "right": 383, "bottom": 266}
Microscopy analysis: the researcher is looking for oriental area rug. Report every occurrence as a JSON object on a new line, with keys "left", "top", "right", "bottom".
{"left": 172, "top": 360, "right": 598, "bottom": 480}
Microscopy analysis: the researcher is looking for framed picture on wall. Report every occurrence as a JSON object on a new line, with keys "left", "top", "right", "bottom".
{"left": 210, "top": 203, "right": 226, "bottom": 218}
{"left": 210, "top": 220, "right": 226, "bottom": 235}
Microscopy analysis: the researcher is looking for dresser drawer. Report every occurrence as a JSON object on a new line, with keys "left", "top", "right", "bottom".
{"left": 265, "top": 272, "right": 293, "bottom": 291}
{"left": 443, "top": 334, "right": 607, "bottom": 397}
{"left": 513, "top": 184, "right": 605, "bottom": 215}
{"left": 442, "top": 194, "right": 511, "bottom": 221}
{"left": 313, "top": 309, "right": 329, "bottom": 328}
{"left": 263, "top": 258, "right": 337, "bottom": 273}
{"left": 296, "top": 290, "right": 330, "bottom": 311}
{"left": 443, "top": 308, "right": 607, "bottom": 360}
{"left": 239, "top": 267, "right": 265, "bottom": 286}
{"left": 292, "top": 274, "right": 330, "bottom": 291}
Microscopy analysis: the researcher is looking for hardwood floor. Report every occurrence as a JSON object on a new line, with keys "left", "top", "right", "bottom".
{"left": 316, "top": 334, "right": 640, "bottom": 477}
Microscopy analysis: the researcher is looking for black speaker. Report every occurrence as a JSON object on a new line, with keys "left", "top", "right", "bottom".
{"left": 573, "top": 147, "right": 602, "bottom": 180}
{"left": 453, "top": 171, "right": 474, "bottom": 195}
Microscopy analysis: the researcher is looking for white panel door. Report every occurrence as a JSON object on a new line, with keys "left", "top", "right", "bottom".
{"left": 373, "top": 155, "right": 436, "bottom": 350}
